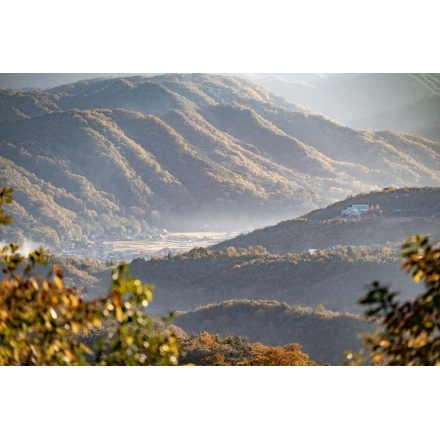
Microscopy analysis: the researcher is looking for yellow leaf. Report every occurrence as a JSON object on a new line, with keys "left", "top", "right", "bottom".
{"left": 413, "top": 270, "right": 424, "bottom": 283}
{"left": 79, "top": 342, "right": 93, "bottom": 355}
{"left": 115, "top": 306, "right": 123, "bottom": 322}
{"left": 63, "top": 349, "right": 74, "bottom": 363}
{"left": 70, "top": 294, "right": 79, "bottom": 308}
{"left": 53, "top": 275, "right": 63, "bottom": 290}
{"left": 126, "top": 336, "right": 134, "bottom": 345}
{"left": 371, "top": 354, "right": 383, "bottom": 365}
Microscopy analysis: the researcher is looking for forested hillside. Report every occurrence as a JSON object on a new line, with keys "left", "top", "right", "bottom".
{"left": 174, "top": 299, "right": 378, "bottom": 366}
{"left": 213, "top": 187, "right": 440, "bottom": 254}
{"left": 128, "top": 243, "right": 417, "bottom": 317}
{"left": 125, "top": 187, "right": 440, "bottom": 324}
{"left": 1, "top": 74, "right": 440, "bottom": 247}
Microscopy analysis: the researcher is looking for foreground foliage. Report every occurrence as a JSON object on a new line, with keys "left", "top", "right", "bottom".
{"left": 352, "top": 234, "right": 440, "bottom": 365}
{"left": 0, "top": 188, "right": 179, "bottom": 366}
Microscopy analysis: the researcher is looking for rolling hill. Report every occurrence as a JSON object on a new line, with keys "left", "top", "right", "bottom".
{"left": 213, "top": 186, "right": 440, "bottom": 254}
{"left": 174, "top": 299, "right": 378, "bottom": 366}
{"left": 127, "top": 241, "right": 417, "bottom": 317}
{"left": 125, "top": 187, "right": 440, "bottom": 317}
{"left": 1, "top": 74, "right": 440, "bottom": 248}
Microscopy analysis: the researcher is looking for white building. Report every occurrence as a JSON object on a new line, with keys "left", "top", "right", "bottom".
{"left": 341, "top": 204, "right": 370, "bottom": 216}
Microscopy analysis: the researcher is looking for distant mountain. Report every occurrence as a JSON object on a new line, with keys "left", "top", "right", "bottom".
{"left": 1, "top": 74, "right": 440, "bottom": 247}
{"left": 251, "top": 73, "right": 440, "bottom": 140}
{"left": 174, "top": 299, "right": 378, "bottom": 365}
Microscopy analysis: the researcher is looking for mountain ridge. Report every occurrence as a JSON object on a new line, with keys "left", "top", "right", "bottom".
{"left": 1, "top": 73, "right": 439, "bottom": 246}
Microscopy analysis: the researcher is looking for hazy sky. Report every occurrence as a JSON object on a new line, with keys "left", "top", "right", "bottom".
{"left": 0, "top": 73, "right": 250, "bottom": 90}
{"left": 0, "top": 73, "right": 149, "bottom": 90}
{"left": 0, "top": 73, "right": 330, "bottom": 91}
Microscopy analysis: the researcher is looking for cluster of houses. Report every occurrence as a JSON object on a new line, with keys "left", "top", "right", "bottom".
{"left": 57, "top": 238, "right": 175, "bottom": 263}
{"left": 59, "top": 239, "right": 117, "bottom": 261}
{"left": 340, "top": 203, "right": 382, "bottom": 218}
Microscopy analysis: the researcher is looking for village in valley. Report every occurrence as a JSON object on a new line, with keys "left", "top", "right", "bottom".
{"left": 53, "top": 228, "right": 239, "bottom": 263}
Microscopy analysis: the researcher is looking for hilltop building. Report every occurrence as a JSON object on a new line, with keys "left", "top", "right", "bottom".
{"left": 341, "top": 203, "right": 382, "bottom": 217}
